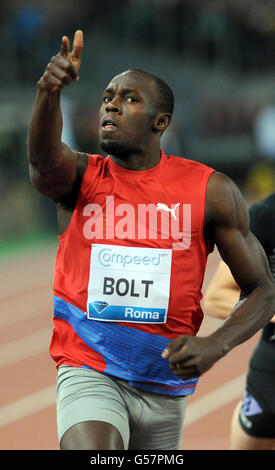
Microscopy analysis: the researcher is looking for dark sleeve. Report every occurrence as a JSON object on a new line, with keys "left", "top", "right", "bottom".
{"left": 249, "top": 196, "right": 275, "bottom": 256}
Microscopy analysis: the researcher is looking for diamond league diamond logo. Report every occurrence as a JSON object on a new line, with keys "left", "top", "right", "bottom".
{"left": 91, "top": 300, "right": 109, "bottom": 313}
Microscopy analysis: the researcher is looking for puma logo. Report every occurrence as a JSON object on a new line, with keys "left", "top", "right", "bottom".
{"left": 156, "top": 203, "right": 180, "bottom": 221}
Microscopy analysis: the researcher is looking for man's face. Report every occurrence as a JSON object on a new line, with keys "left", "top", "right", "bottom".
{"left": 98, "top": 71, "right": 157, "bottom": 158}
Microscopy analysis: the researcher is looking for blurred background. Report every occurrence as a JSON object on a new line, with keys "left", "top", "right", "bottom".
{"left": 0, "top": 0, "right": 275, "bottom": 450}
{"left": 1, "top": 0, "right": 275, "bottom": 251}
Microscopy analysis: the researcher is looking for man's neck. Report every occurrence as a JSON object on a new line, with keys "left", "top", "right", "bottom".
{"left": 110, "top": 147, "right": 161, "bottom": 171}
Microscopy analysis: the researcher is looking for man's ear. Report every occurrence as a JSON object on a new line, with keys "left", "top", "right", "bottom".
{"left": 152, "top": 112, "right": 172, "bottom": 133}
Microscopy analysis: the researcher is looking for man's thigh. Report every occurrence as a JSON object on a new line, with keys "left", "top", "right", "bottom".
{"left": 60, "top": 420, "right": 124, "bottom": 450}
{"left": 117, "top": 380, "right": 187, "bottom": 450}
{"left": 56, "top": 366, "right": 130, "bottom": 449}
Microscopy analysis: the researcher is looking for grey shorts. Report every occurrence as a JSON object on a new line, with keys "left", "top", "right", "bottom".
{"left": 56, "top": 365, "right": 187, "bottom": 450}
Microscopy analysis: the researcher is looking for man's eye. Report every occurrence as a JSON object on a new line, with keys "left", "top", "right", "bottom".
{"left": 126, "top": 97, "right": 137, "bottom": 103}
{"left": 103, "top": 96, "right": 112, "bottom": 102}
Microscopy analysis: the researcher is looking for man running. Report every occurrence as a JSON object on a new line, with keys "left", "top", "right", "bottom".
{"left": 27, "top": 30, "right": 275, "bottom": 450}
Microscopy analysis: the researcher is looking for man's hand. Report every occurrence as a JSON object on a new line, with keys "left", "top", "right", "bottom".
{"left": 38, "top": 30, "right": 83, "bottom": 92}
{"left": 161, "top": 334, "right": 223, "bottom": 379}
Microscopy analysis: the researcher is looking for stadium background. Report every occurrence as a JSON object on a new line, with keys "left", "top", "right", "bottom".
{"left": 0, "top": 0, "right": 274, "bottom": 450}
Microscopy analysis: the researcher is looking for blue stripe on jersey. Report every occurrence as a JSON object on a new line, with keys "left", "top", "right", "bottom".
{"left": 53, "top": 296, "right": 199, "bottom": 396}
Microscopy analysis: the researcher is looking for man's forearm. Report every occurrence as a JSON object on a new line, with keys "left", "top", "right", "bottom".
{"left": 27, "top": 88, "right": 63, "bottom": 171}
{"left": 210, "top": 281, "right": 275, "bottom": 356}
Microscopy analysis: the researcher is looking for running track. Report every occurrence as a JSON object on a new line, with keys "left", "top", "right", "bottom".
{"left": 0, "top": 242, "right": 259, "bottom": 450}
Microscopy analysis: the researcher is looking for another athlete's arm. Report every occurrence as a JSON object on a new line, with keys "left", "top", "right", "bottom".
{"left": 27, "top": 30, "right": 87, "bottom": 204}
{"left": 162, "top": 172, "right": 275, "bottom": 379}
{"left": 203, "top": 260, "right": 240, "bottom": 319}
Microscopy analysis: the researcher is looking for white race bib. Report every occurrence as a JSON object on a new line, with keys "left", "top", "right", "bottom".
{"left": 87, "top": 244, "right": 172, "bottom": 323}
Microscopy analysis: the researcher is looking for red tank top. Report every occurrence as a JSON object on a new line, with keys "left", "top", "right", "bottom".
{"left": 50, "top": 150, "right": 215, "bottom": 396}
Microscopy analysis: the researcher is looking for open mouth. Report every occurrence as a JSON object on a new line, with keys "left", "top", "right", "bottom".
{"left": 102, "top": 119, "right": 118, "bottom": 130}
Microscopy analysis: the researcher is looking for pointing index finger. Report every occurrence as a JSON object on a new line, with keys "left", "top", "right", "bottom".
{"left": 72, "top": 30, "right": 83, "bottom": 61}
{"left": 60, "top": 35, "right": 70, "bottom": 58}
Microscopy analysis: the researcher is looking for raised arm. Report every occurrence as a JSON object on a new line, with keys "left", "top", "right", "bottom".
{"left": 162, "top": 172, "right": 275, "bottom": 378}
{"left": 28, "top": 30, "right": 88, "bottom": 204}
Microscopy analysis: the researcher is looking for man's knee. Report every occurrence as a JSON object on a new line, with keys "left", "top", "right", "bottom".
{"left": 60, "top": 420, "right": 124, "bottom": 450}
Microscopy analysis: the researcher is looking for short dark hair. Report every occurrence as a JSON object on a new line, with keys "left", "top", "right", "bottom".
{"left": 128, "top": 69, "right": 174, "bottom": 116}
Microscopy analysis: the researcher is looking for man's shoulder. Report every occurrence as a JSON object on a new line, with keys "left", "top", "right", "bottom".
{"left": 204, "top": 171, "right": 249, "bottom": 230}
{"left": 79, "top": 152, "right": 106, "bottom": 177}
{"left": 164, "top": 153, "right": 215, "bottom": 173}
{"left": 86, "top": 152, "right": 106, "bottom": 165}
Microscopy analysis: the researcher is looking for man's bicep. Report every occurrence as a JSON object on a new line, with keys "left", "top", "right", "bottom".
{"left": 207, "top": 172, "right": 271, "bottom": 293}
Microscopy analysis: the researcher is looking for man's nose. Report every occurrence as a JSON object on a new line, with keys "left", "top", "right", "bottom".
{"left": 106, "top": 98, "right": 121, "bottom": 113}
